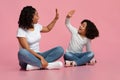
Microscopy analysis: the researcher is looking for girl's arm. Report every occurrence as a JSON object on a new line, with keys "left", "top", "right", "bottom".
{"left": 86, "top": 40, "right": 92, "bottom": 52}
{"left": 65, "top": 10, "right": 77, "bottom": 33}
{"left": 41, "top": 9, "right": 59, "bottom": 33}
{"left": 86, "top": 40, "right": 97, "bottom": 65}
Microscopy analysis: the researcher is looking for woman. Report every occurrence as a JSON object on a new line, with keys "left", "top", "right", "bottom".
{"left": 17, "top": 6, "right": 64, "bottom": 70}
{"left": 64, "top": 10, "right": 99, "bottom": 67}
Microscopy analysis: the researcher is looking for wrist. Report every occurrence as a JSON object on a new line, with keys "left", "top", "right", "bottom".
{"left": 52, "top": 19, "right": 57, "bottom": 23}
{"left": 39, "top": 56, "right": 44, "bottom": 60}
{"left": 66, "top": 15, "right": 71, "bottom": 18}
{"left": 54, "top": 18, "right": 58, "bottom": 21}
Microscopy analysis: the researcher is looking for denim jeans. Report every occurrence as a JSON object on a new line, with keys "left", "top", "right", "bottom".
{"left": 18, "top": 46, "right": 64, "bottom": 69}
{"left": 64, "top": 51, "right": 94, "bottom": 66}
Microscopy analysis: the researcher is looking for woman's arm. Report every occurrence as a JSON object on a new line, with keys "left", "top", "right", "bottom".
{"left": 17, "top": 37, "right": 48, "bottom": 68}
{"left": 41, "top": 9, "right": 59, "bottom": 33}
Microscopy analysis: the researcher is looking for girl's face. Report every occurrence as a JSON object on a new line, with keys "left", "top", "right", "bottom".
{"left": 78, "top": 22, "right": 87, "bottom": 35}
{"left": 32, "top": 11, "right": 39, "bottom": 24}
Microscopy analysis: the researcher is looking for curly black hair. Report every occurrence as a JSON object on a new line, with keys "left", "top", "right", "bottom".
{"left": 81, "top": 19, "right": 99, "bottom": 39}
{"left": 18, "top": 6, "right": 36, "bottom": 29}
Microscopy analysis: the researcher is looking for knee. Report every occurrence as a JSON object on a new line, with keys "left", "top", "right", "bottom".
{"left": 64, "top": 53, "right": 69, "bottom": 57}
{"left": 18, "top": 49, "right": 28, "bottom": 56}
{"left": 56, "top": 46, "right": 64, "bottom": 55}
{"left": 64, "top": 53, "right": 72, "bottom": 59}
{"left": 88, "top": 52, "right": 94, "bottom": 59}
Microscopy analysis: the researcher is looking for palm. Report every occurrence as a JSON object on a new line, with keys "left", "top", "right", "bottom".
{"left": 55, "top": 9, "right": 59, "bottom": 20}
{"left": 67, "top": 10, "right": 75, "bottom": 17}
{"left": 41, "top": 58, "right": 48, "bottom": 68}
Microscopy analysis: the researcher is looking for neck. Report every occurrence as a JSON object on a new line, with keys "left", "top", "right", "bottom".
{"left": 78, "top": 32, "right": 86, "bottom": 38}
{"left": 28, "top": 27, "right": 34, "bottom": 31}
{"left": 78, "top": 31, "right": 85, "bottom": 35}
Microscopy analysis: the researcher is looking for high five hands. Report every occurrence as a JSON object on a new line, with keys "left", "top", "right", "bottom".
{"left": 54, "top": 9, "right": 75, "bottom": 20}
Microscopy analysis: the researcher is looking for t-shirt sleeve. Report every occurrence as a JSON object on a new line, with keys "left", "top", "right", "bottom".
{"left": 16, "top": 28, "right": 26, "bottom": 37}
{"left": 35, "top": 23, "right": 43, "bottom": 32}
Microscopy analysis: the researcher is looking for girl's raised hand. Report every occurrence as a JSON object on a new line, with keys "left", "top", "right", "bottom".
{"left": 66, "top": 10, "right": 75, "bottom": 18}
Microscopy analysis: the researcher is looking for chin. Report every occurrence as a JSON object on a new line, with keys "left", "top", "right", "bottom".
{"left": 78, "top": 32, "right": 81, "bottom": 34}
{"left": 78, "top": 31, "right": 81, "bottom": 33}
{"left": 34, "top": 22, "right": 38, "bottom": 24}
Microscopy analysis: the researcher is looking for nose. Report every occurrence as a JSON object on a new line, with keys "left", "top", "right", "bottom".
{"left": 80, "top": 26, "right": 83, "bottom": 29}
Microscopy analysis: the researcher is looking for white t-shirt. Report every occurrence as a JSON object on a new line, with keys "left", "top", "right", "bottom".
{"left": 65, "top": 18, "right": 91, "bottom": 53}
{"left": 17, "top": 23, "right": 43, "bottom": 52}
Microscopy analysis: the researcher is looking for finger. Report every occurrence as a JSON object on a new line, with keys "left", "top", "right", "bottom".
{"left": 72, "top": 10, "right": 75, "bottom": 12}
{"left": 71, "top": 10, "right": 75, "bottom": 14}
{"left": 56, "top": 9, "right": 58, "bottom": 14}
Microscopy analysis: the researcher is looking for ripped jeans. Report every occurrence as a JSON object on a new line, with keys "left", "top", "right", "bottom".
{"left": 18, "top": 46, "right": 64, "bottom": 69}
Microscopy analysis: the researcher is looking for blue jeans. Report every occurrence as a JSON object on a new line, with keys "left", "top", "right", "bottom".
{"left": 18, "top": 46, "right": 64, "bottom": 69}
{"left": 64, "top": 52, "right": 94, "bottom": 66}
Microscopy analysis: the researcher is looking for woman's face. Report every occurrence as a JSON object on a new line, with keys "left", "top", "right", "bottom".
{"left": 78, "top": 22, "right": 87, "bottom": 35}
{"left": 32, "top": 11, "right": 39, "bottom": 24}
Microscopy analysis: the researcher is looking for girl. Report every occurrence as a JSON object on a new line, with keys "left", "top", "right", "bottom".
{"left": 64, "top": 10, "right": 99, "bottom": 67}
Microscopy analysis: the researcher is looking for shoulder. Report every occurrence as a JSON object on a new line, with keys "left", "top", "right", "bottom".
{"left": 87, "top": 38, "right": 91, "bottom": 43}
{"left": 17, "top": 27, "right": 26, "bottom": 33}
{"left": 17, "top": 28, "right": 27, "bottom": 37}
{"left": 34, "top": 23, "right": 43, "bottom": 31}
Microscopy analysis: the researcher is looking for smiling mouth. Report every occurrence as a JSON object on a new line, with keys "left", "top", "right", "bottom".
{"left": 79, "top": 29, "right": 82, "bottom": 31}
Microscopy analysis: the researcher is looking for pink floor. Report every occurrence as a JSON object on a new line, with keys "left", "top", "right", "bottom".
{"left": 1, "top": 55, "right": 120, "bottom": 80}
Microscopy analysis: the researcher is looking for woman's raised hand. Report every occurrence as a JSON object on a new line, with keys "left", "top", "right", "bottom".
{"left": 54, "top": 9, "right": 59, "bottom": 20}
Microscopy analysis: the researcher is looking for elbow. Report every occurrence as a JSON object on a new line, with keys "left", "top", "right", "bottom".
{"left": 21, "top": 47, "right": 30, "bottom": 51}
{"left": 47, "top": 27, "right": 51, "bottom": 32}
{"left": 20, "top": 45, "right": 30, "bottom": 51}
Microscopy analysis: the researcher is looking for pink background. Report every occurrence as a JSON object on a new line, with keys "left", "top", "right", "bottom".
{"left": 0, "top": 0, "right": 120, "bottom": 80}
